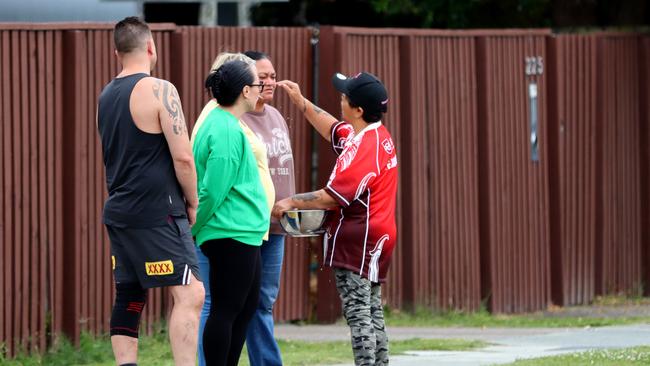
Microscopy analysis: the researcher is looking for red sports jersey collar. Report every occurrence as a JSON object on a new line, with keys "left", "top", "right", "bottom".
{"left": 351, "top": 121, "right": 383, "bottom": 142}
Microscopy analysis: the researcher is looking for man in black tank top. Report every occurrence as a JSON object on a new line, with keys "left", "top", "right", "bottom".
{"left": 96, "top": 17, "right": 204, "bottom": 366}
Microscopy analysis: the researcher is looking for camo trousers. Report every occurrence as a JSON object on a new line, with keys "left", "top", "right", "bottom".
{"left": 334, "top": 268, "right": 389, "bottom": 366}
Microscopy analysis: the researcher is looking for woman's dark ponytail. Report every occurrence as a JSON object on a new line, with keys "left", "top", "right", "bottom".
{"left": 204, "top": 60, "right": 254, "bottom": 107}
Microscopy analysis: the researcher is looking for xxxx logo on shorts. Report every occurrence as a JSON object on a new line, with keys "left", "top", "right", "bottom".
{"left": 145, "top": 260, "right": 174, "bottom": 276}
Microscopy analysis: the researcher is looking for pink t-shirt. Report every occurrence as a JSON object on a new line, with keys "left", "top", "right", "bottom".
{"left": 241, "top": 105, "right": 296, "bottom": 234}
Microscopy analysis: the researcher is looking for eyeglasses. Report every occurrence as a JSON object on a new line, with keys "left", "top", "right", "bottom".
{"left": 248, "top": 83, "right": 265, "bottom": 92}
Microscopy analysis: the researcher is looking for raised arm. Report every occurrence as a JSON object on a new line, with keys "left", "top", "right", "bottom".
{"left": 277, "top": 80, "right": 337, "bottom": 142}
{"left": 153, "top": 79, "right": 199, "bottom": 224}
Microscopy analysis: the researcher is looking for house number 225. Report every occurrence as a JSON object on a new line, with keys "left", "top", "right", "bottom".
{"left": 525, "top": 56, "right": 543, "bottom": 76}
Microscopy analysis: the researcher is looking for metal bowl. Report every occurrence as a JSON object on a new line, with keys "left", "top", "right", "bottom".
{"left": 280, "top": 209, "right": 328, "bottom": 237}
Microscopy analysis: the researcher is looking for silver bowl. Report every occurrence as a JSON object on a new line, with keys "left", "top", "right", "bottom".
{"left": 280, "top": 209, "right": 328, "bottom": 237}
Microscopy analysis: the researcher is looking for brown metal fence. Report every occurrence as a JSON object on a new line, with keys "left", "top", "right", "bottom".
{"left": 477, "top": 31, "right": 552, "bottom": 313}
{"left": 315, "top": 27, "right": 555, "bottom": 317}
{"left": 0, "top": 26, "right": 65, "bottom": 356}
{"left": 0, "top": 24, "right": 314, "bottom": 356}
{"left": 595, "top": 35, "right": 643, "bottom": 296}
{"left": 547, "top": 35, "right": 598, "bottom": 306}
{"left": 641, "top": 36, "right": 650, "bottom": 295}
{"left": 547, "top": 34, "right": 647, "bottom": 305}
{"left": 2, "top": 22, "right": 650, "bottom": 356}
{"left": 315, "top": 27, "right": 409, "bottom": 321}
{"left": 405, "top": 34, "right": 481, "bottom": 312}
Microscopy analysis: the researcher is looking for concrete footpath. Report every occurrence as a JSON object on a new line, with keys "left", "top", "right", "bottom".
{"left": 275, "top": 324, "right": 650, "bottom": 365}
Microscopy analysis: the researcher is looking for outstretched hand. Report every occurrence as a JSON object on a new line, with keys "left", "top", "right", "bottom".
{"left": 271, "top": 198, "right": 294, "bottom": 220}
{"left": 277, "top": 80, "right": 305, "bottom": 109}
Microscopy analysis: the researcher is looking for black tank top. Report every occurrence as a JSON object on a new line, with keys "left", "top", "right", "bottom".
{"left": 97, "top": 73, "right": 186, "bottom": 227}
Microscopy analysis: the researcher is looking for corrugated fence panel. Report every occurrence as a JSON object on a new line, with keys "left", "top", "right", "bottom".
{"left": 172, "top": 26, "right": 314, "bottom": 321}
{"left": 478, "top": 32, "right": 552, "bottom": 313}
{"left": 313, "top": 28, "right": 406, "bottom": 319}
{"left": 46, "top": 28, "right": 66, "bottom": 354}
{"left": 422, "top": 36, "right": 481, "bottom": 311}
{"left": 399, "top": 33, "right": 481, "bottom": 311}
{"left": 596, "top": 35, "right": 643, "bottom": 295}
{"left": 314, "top": 26, "right": 344, "bottom": 322}
{"left": 315, "top": 28, "right": 483, "bottom": 315}
{"left": 398, "top": 35, "right": 429, "bottom": 309}
{"left": 313, "top": 29, "right": 405, "bottom": 319}
{"left": 339, "top": 32, "right": 404, "bottom": 310}
{"left": 548, "top": 35, "right": 598, "bottom": 306}
{"left": 0, "top": 28, "right": 64, "bottom": 357}
{"left": 641, "top": 36, "right": 650, "bottom": 294}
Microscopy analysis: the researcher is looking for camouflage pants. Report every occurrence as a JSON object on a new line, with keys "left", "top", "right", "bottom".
{"left": 334, "top": 268, "right": 389, "bottom": 366}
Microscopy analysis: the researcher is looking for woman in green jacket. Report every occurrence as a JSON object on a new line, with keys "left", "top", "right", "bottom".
{"left": 191, "top": 59, "right": 270, "bottom": 366}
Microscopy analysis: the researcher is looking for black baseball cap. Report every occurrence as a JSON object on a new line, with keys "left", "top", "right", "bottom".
{"left": 332, "top": 72, "right": 388, "bottom": 115}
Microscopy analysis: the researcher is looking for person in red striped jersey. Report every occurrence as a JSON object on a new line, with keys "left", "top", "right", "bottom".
{"left": 273, "top": 72, "right": 397, "bottom": 366}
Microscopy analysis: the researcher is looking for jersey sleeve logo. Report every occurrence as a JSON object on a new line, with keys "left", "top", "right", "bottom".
{"left": 386, "top": 156, "right": 398, "bottom": 170}
{"left": 334, "top": 123, "right": 355, "bottom": 153}
{"left": 338, "top": 143, "right": 359, "bottom": 172}
{"left": 145, "top": 260, "right": 175, "bottom": 275}
{"left": 381, "top": 138, "right": 394, "bottom": 154}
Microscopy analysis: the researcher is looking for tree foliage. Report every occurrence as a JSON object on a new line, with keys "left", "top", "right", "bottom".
{"left": 370, "top": 0, "right": 552, "bottom": 28}
{"left": 250, "top": 0, "right": 649, "bottom": 29}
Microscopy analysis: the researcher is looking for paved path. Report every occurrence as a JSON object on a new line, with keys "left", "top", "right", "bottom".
{"left": 275, "top": 324, "right": 650, "bottom": 365}
{"left": 275, "top": 324, "right": 561, "bottom": 342}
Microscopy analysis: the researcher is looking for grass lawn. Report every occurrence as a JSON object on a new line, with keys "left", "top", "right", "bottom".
{"left": 4, "top": 295, "right": 650, "bottom": 365}
{"left": 502, "top": 346, "right": 650, "bottom": 365}
{"left": 382, "top": 305, "right": 650, "bottom": 328}
{"left": 0, "top": 332, "right": 486, "bottom": 366}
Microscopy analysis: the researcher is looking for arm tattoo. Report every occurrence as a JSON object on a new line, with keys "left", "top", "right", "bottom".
{"left": 152, "top": 81, "right": 160, "bottom": 99}
{"left": 153, "top": 80, "right": 187, "bottom": 136}
{"left": 313, "top": 104, "right": 335, "bottom": 119}
{"left": 301, "top": 98, "right": 307, "bottom": 113}
{"left": 293, "top": 192, "right": 320, "bottom": 202}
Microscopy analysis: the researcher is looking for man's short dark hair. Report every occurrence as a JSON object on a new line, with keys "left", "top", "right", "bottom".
{"left": 114, "top": 17, "right": 152, "bottom": 54}
{"left": 347, "top": 98, "right": 382, "bottom": 123}
{"left": 243, "top": 50, "right": 270, "bottom": 62}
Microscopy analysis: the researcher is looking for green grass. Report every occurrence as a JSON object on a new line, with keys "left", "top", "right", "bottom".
{"left": 5, "top": 298, "right": 650, "bottom": 365}
{"left": 272, "top": 338, "right": 486, "bottom": 366}
{"left": 502, "top": 346, "right": 650, "bottom": 365}
{"left": 591, "top": 294, "right": 650, "bottom": 306}
{"left": 0, "top": 332, "right": 116, "bottom": 366}
{"left": 382, "top": 306, "right": 650, "bottom": 328}
{"left": 0, "top": 333, "right": 485, "bottom": 366}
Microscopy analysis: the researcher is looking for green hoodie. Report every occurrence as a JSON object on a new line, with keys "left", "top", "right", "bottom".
{"left": 191, "top": 107, "right": 269, "bottom": 246}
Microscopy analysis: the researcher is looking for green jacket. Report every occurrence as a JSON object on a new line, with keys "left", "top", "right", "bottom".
{"left": 191, "top": 107, "right": 269, "bottom": 246}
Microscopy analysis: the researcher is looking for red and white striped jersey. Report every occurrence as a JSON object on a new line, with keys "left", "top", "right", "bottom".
{"left": 323, "top": 121, "right": 398, "bottom": 283}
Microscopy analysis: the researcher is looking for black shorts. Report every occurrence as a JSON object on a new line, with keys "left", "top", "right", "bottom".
{"left": 107, "top": 215, "right": 201, "bottom": 288}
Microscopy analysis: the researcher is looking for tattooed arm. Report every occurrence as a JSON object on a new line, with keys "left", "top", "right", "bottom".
{"left": 276, "top": 80, "right": 337, "bottom": 141}
{"left": 153, "top": 79, "right": 199, "bottom": 224}
{"left": 271, "top": 189, "right": 337, "bottom": 219}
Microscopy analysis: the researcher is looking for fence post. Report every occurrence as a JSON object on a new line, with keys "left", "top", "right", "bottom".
{"left": 61, "top": 29, "right": 84, "bottom": 345}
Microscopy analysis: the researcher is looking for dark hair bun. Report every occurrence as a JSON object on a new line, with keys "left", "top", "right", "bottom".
{"left": 204, "top": 70, "right": 222, "bottom": 98}
{"left": 204, "top": 60, "right": 254, "bottom": 107}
